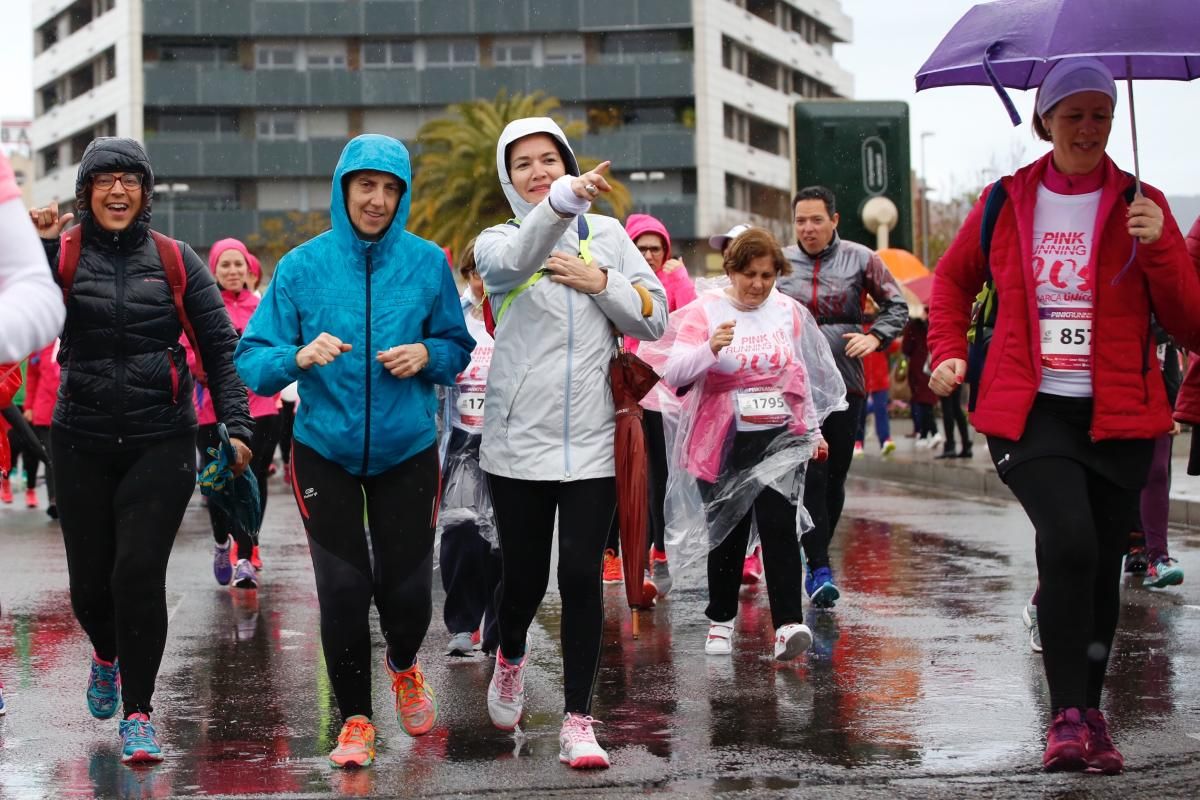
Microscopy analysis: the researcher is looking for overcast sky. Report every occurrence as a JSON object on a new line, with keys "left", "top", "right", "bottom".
{"left": 3, "top": 0, "right": 1198, "bottom": 198}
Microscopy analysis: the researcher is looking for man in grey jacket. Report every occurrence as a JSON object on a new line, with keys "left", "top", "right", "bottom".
{"left": 777, "top": 185, "right": 908, "bottom": 608}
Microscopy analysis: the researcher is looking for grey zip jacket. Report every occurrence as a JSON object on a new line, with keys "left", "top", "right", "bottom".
{"left": 475, "top": 117, "right": 668, "bottom": 481}
{"left": 776, "top": 235, "right": 908, "bottom": 397}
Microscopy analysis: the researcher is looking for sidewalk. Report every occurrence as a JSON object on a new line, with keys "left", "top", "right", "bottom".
{"left": 851, "top": 416, "right": 1200, "bottom": 529}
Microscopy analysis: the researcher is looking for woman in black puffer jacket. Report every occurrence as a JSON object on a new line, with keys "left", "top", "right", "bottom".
{"left": 29, "top": 137, "right": 252, "bottom": 764}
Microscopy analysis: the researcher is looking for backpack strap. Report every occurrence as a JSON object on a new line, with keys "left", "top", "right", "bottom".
{"left": 487, "top": 215, "right": 595, "bottom": 335}
{"left": 151, "top": 231, "right": 207, "bottom": 386}
{"left": 979, "top": 179, "right": 1008, "bottom": 278}
{"left": 56, "top": 226, "right": 84, "bottom": 301}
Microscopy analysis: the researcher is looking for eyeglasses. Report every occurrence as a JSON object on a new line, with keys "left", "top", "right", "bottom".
{"left": 93, "top": 173, "right": 144, "bottom": 190}
{"left": 637, "top": 245, "right": 664, "bottom": 255}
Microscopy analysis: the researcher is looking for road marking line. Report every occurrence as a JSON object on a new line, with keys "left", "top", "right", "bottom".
{"left": 1184, "top": 605, "right": 1200, "bottom": 611}
{"left": 167, "top": 594, "right": 188, "bottom": 623}
{"left": 1187, "top": 733, "right": 1200, "bottom": 742}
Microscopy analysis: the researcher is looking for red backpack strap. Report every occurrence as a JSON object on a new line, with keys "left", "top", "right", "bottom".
{"left": 57, "top": 226, "right": 83, "bottom": 301}
{"left": 151, "top": 231, "right": 207, "bottom": 386}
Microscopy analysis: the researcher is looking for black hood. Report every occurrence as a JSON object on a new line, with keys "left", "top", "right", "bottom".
{"left": 74, "top": 137, "right": 155, "bottom": 248}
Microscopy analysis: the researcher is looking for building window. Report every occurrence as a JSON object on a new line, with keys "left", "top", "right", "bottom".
{"left": 36, "top": 20, "right": 58, "bottom": 54}
{"left": 543, "top": 36, "right": 584, "bottom": 65}
{"left": 152, "top": 111, "right": 239, "bottom": 138}
{"left": 600, "top": 31, "right": 691, "bottom": 64}
{"left": 305, "top": 44, "right": 347, "bottom": 71}
{"left": 39, "top": 144, "right": 61, "bottom": 177}
{"left": 362, "top": 41, "right": 415, "bottom": 69}
{"left": 256, "top": 45, "right": 298, "bottom": 70}
{"left": 159, "top": 40, "right": 238, "bottom": 65}
{"left": 725, "top": 173, "right": 789, "bottom": 219}
{"left": 425, "top": 39, "right": 478, "bottom": 68}
{"left": 257, "top": 112, "right": 300, "bottom": 141}
{"left": 492, "top": 40, "right": 536, "bottom": 67}
{"left": 745, "top": 0, "right": 777, "bottom": 25}
{"left": 39, "top": 85, "right": 59, "bottom": 114}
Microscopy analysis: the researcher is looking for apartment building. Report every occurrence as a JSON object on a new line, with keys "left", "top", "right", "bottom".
{"left": 30, "top": 0, "right": 852, "bottom": 262}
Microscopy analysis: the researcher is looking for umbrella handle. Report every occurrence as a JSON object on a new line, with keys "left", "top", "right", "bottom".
{"left": 983, "top": 43, "right": 1021, "bottom": 127}
{"left": 632, "top": 608, "right": 640, "bottom": 640}
{"left": 1125, "top": 58, "right": 1141, "bottom": 195}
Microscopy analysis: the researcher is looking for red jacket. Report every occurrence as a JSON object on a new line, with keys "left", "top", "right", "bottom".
{"left": 1171, "top": 216, "right": 1200, "bottom": 424}
{"left": 23, "top": 341, "right": 60, "bottom": 426}
{"left": 929, "top": 153, "right": 1200, "bottom": 441}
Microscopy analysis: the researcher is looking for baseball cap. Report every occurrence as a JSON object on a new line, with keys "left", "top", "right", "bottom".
{"left": 708, "top": 223, "right": 754, "bottom": 253}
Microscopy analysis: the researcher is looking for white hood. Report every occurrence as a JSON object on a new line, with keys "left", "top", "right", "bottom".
{"left": 495, "top": 117, "right": 581, "bottom": 221}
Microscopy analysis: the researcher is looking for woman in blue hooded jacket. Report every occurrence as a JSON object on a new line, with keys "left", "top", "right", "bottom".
{"left": 236, "top": 134, "right": 473, "bottom": 768}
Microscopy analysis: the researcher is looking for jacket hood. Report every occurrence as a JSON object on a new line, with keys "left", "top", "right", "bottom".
{"left": 208, "top": 237, "right": 252, "bottom": 273}
{"left": 75, "top": 137, "right": 155, "bottom": 246}
{"left": 625, "top": 213, "right": 671, "bottom": 264}
{"left": 330, "top": 134, "right": 412, "bottom": 254}
{"left": 495, "top": 117, "right": 580, "bottom": 221}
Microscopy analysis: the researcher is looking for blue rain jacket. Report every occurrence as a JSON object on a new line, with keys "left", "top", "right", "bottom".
{"left": 235, "top": 135, "right": 473, "bottom": 476}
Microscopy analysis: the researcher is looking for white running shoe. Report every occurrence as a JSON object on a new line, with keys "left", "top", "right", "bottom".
{"left": 487, "top": 649, "right": 527, "bottom": 730}
{"left": 773, "top": 623, "right": 813, "bottom": 661}
{"left": 558, "top": 713, "right": 610, "bottom": 769}
{"left": 704, "top": 621, "right": 734, "bottom": 655}
{"left": 928, "top": 432, "right": 945, "bottom": 450}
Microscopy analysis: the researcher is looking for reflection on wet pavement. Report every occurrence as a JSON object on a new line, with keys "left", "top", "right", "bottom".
{"left": 2, "top": 478, "right": 1199, "bottom": 797}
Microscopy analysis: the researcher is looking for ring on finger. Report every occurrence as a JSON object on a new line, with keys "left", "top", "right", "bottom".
{"left": 585, "top": 183, "right": 598, "bottom": 196}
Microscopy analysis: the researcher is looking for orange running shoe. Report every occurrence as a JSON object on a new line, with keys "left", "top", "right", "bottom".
{"left": 329, "top": 715, "right": 376, "bottom": 768}
{"left": 388, "top": 657, "right": 438, "bottom": 736}
{"left": 602, "top": 549, "right": 623, "bottom": 584}
{"left": 25, "top": 488, "right": 38, "bottom": 508}
{"left": 0, "top": 478, "right": 12, "bottom": 504}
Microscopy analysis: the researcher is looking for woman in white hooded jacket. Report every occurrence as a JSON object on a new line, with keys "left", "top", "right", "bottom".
{"left": 474, "top": 117, "right": 667, "bottom": 769}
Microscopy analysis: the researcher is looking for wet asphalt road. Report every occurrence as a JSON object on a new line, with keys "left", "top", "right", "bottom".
{"left": 2, "top": 475, "right": 1199, "bottom": 799}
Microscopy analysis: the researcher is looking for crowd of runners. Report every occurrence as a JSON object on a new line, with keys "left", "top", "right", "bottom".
{"left": 2, "top": 57, "right": 1200, "bottom": 778}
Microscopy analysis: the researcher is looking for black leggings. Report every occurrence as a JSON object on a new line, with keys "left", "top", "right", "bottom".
{"left": 604, "top": 409, "right": 668, "bottom": 555}
{"left": 291, "top": 440, "right": 439, "bottom": 721}
{"left": 701, "top": 429, "right": 806, "bottom": 629}
{"left": 801, "top": 395, "right": 865, "bottom": 571}
{"left": 487, "top": 473, "right": 615, "bottom": 715}
{"left": 277, "top": 400, "right": 296, "bottom": 465}
{"left": 52, "top": 428, "right": 196, "bottom": 716}
{"left": 1004, "top": 456, "right": 1138, "bottom": 711}
{"left": 34, "top": 425, "right": 54, "bottom": 500}
{"left": 197, "top": 414, "right": 281, "bottom": 559}
{"left": 940, "top": 386, "right": 971, "bottom": 451}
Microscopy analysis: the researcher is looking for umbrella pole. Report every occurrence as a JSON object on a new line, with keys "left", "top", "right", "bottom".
{"left": 632, "top": 608, "right": 640, "bottom": 639}
{"left": 1125, "top": 58, "right": 1141, "bottom": 195}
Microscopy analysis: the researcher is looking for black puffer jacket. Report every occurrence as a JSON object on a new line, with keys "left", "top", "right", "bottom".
{"left": 44, "top": 137, "right": 251, "bottom": 447}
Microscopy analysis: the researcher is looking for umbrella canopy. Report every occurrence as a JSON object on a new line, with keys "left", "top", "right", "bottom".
{"left": 609, "top": 347, "right": 660, "bottom": 635}
{"left": 198, "top": 423, "right": 263, "bottom": 543}
{"left": 904, "top": 273, "right": 935, "bottom": 306}
{"left": 878, "top": 248, "right": 930, "bottom": 283}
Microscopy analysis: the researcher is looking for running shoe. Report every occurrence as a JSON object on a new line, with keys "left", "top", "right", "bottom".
{"left": 213, "top": 539, "right": 233, "bottom": 586}
{"left": 1124, "top": 545, "right": 1149, "bottom": 574}
{"left": 119, "top": 713, "right": 164, "bottom": 763}
{"left": 329, "top": 715, "right": 375, "bottom": 768}
{"left": 704, "top": 621, "right": 734, "bottom": 655}
{"left": 1144, "top": 557, "right": 1184, "bottom": 588}
{"left": 881, "top": 439, "right": 896, "bottom": 456}
{"left": 1043, "top": 707, "right": 1089, "bottom": 772}
{"left": 1084, "top": 708, "right": 1123, "bottom": 774}
{"left": 741, "top": 546, "right": 763, "bottom": 585}
{"left": 650, "top": 546, "right": 672, "bottom": 595}
{"left": 852, "top": 442, "right": 864, "bottom": 458}
{"left": 805, "top": 566, "right": 840, "bottom": 609}
{"left": 487, "top": 649, "right": 527, "bottom": 730}
{"left": 46, "top": 503, "right": 58, "bottom": 520}
{"left": 447, "top": 631, "right": 475, "bottom": 657}
{"left": 602, "top": 549, "right": 623, "bottom": 584}
{"left": 1022, "top": 602, "right": 1043, "bottom": 653}
{"left": 928, "top": 432, "right": 945, "bottom": 451}
{"left": 773, "top": 622, "right": 813, "bottom": 661}
{"left": 0, "top": 679, "right": 7, "bottom": 715}
{"left": 232, "top": 559, "right": 258, "bottom": 590}
{"left": 0, "top": 478, "right": 11, "bottom": 504}
{"left": 250, "top": 545, "right": 263, "bottom": 571}
{"left": 559, "top": 713, "right": 609, "bottom": 769}
{"left": 87, "top": 654, "right": 121, "bottom": 719}
{"left": 25, "top": 488, "right": 37, "bottom": 508}
{"left": 387, "top": 657, "right": 438, "bottom": 736}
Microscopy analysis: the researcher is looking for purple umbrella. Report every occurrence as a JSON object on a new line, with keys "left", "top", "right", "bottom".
{"left": 915, "top": 0, "right": 1200, "bottom": 184}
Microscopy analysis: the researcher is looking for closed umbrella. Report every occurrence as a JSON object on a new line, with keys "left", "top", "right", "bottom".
{"left": 197, "top": 422, "right": 262, "bottom": 543}
{"left": 609, "top": 341, "right": 660, "bottom": 638}
{"left": 915, "top": 0, "right": 1200, "bottom": 187}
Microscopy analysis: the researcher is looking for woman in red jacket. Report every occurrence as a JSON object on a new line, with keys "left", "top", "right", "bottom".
{"left": 928, "top": 59, "right": 1200, "bottom": 776}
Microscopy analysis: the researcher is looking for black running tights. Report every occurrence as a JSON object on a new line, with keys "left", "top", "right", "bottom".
{"left": 486, "top": 473, "right": 615, "bottom": 715}
{"left": 291, "top": 440, "right": 439, "bottom": 721}
{"left": 1005, "top": 457, "right": 1138, "bottom": 711}
{"left": 52, "top": 428, "right": 196, "bottom": 716}
{"left": 801, "top": 395, "right": 865, "bottom": 571}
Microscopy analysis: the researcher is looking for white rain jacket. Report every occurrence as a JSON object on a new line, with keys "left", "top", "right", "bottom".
{"left": 474, "top": 117, "right": 668, "bottom": 481}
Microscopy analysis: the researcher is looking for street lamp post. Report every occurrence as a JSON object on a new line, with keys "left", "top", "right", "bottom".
{"left": 159, "top": 182, "right": 191, "bottom": 240}
{"left": 920, "top": 132, "right": 934, "bottom": 268}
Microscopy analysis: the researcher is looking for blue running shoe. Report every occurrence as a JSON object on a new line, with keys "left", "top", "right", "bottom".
{"left": 0, "top": 679, "right": 7, "bottom": 715}
{"left": 119, "top": 713, "right": 164, "bottom": 763}
{"left": 805, "top": 566, "right": 840, "bottom": 609}
{"left": 1144, "top": 557, "right": 1184, "bottom": 588}
{"left": 213, "top": 539, "right": 233, "bottom": 586}
{"left": 87, "top": 654, "right": 121, "bottom": 719}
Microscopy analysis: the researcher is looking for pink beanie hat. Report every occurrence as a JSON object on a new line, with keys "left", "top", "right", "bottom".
{"left": 624, "top": 213, "right": 671, "bottom": 264}
{"left": 208, "top": 237, "right": 253, "bottom": 274}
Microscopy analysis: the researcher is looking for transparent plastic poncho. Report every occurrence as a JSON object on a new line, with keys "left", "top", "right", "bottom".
{"left": 640, "top": 282, "right": 847, "bottom": 569}
{"left": 437, "top": 392, "right": 497, "bottom": 549}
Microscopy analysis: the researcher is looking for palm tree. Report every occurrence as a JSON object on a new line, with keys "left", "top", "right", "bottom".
{"left": 409, "top": 91, "right": 631, "bottom": 261}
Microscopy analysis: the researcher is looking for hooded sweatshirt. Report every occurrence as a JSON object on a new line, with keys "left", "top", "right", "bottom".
{"left": 235, "top": 134, "right": 474, "bottom": 476}
{"left": 474, "top": 117, "right": 668, "bottom": 481}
